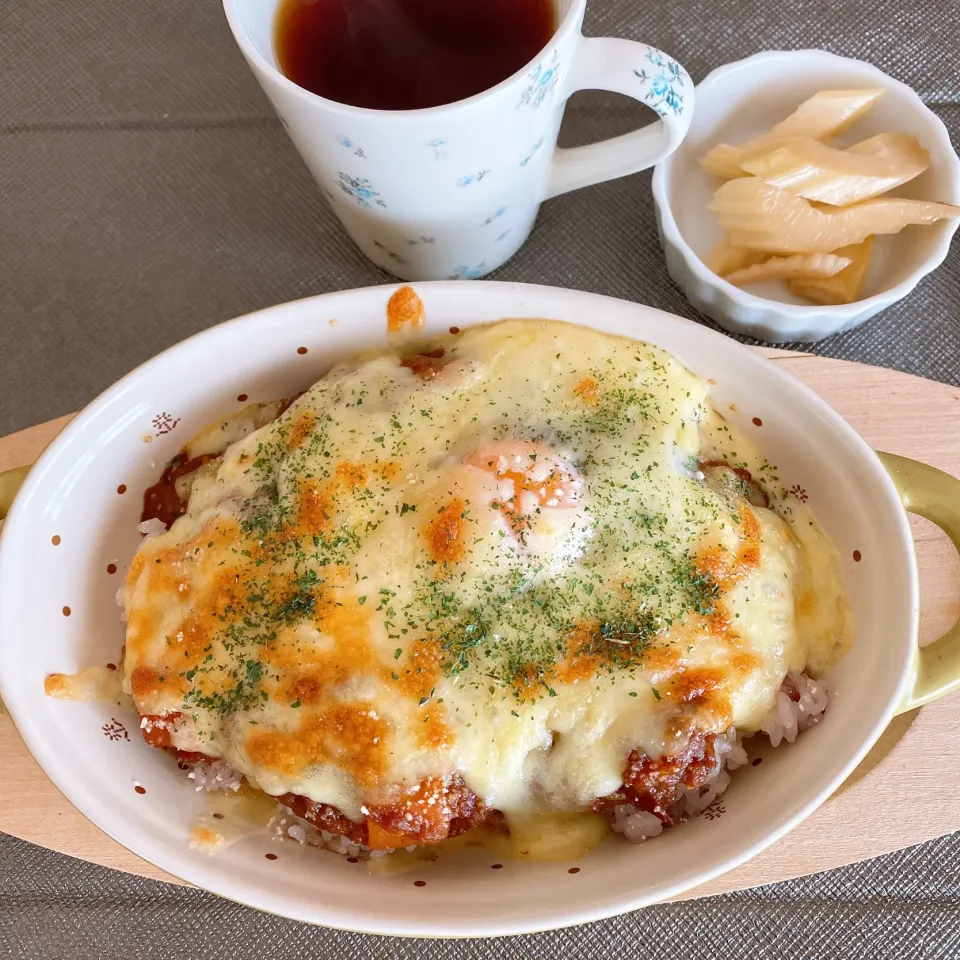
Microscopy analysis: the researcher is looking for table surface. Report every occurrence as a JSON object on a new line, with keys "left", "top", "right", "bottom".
{"left": 2, "top": 0, "right": 959, "bottom": 956}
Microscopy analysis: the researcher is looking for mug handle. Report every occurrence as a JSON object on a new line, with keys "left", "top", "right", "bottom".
{"left": 546, "top": 39, "right": 693, "bottom": 199}
{"left": 878, "top": 452, "right": 960, "bottom": 714}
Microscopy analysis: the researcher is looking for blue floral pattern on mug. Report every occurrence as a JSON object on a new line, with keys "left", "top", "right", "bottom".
{"left": 372, "top": 239, "right": 409, "bottom": 266}
{"left": 457, "top": 170, "right": 491, "bottom": 187}
{"left": 337, "top": 135, "right": 367, "bottom": 159}
{"left": 520, "top": 138, "right": 545, "bottom": 167}
{"left": 518, "top": 50, "right": 560, "bottom": 109}
{"left": 450, "top": 263, "right": 488, "bottom": 280}
{"left": 483, "top": 206, "right": 507, "bottom": 226}
{"left": 336, "top": 173, "right": 386, "bottom": 209}
{"left": 633, "top": 47, "right": 686, "bottom": 117}
{"left": 495, "top": 229, "right": 513, "bottom": 244}
{"left": 404, "top": 236, "right": 436, "bottom": 246}
{"left": 426, "top": 138, "right": 449, "bottom": 161}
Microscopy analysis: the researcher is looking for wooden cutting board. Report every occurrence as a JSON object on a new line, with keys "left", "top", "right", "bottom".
{"left": 2, "top": 347, "right": 959, "bottom": 898}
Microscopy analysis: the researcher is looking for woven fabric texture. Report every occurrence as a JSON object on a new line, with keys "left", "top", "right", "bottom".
{"left": 1, "top": 0, "right": 958, "bottom": 956}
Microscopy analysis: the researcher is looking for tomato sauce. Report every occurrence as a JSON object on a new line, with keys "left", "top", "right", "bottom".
{"left": 140, "top": 394, "right": 305, "bottom": 530}
{"left": 699, "top": 460, "right": 770, "bottom": 509}
{"left": 401, "top": 348, "right": 447, "bottom": 381}
{"left": 138, "top": 711, "right": 499, "bottom": 848}
{"left": 276, "top": 392, "right": 304, "bottom": 417}
{"left": 139, "top": 711, "right": 716, "bottom": 845}
{"left": 279, "top": 793, "right": 368, "bottom": 844}
{"left": 280, "top": 775, "right": 502, "bottom": 848}
{"left": 591, "top": 732, "right": 723, "bottom": 827}
{"left": 141, "top": 453, "right": 219, "bottom": 529}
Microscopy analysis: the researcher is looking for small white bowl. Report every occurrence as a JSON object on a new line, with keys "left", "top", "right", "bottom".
{"left": 652, "top": 50, "right": 960, "bottom": 343}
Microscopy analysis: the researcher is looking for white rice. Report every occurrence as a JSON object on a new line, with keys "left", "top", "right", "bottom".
{"left": 186, "top": 760, "right": 243, "bottom": 793}
{"left": 612, "top": 806, "right": 664, "bottom": 843}
{"left": 274, "top": 807, "right": 415, "bottom": 860}
{"left": 760, "top": 670, "right": 830, "bottom": 747}
{"left": 271, "top": 805, "right": 373, "bottom": 859}
{"left": 286, "top": 823, "right": 308, "bottom": 844}
{"left": 137, "top": 517, "right": 168, "bottom": 539}
{"left": 184, "top": 671, "right": 829, "bottom": 853}
{"left": 115, "top": 586, "right": 128, "bottom": 622}
{"left": 613, "top": 670, "right": 828, "bottom": 842}
{"left": 185, "top": 757, "right": 377, "bottom": 858}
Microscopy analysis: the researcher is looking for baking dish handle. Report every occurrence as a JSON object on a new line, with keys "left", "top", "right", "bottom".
{"left": 0, "top": 463, "right": 30, "bottom": 522}
{"left": 879, "top": 452, "right": 960, "bottom": 714}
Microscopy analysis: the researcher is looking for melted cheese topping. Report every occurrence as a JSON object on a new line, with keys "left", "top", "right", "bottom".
{"left": 189, "top": 786, "right": 278, "bottom": 854}
{"left": 122, "top": 320, "right": 851, "bottom": 820}
{"left": 45, "top": 665, "right": 129, "bottom": 705}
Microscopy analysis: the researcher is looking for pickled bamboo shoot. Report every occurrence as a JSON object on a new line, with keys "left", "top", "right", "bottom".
{"left": 700, "top": 89, "right": 885, "bottom": 180}
{"left": 789, "top": 237, "right": 874, "bottom": 304}
{"left": 710, "top": 178, "right": 960, "bottom": 253}
{"left": 741, "top": 134, "right": 929, "bottom": 205}
{"left": 725, "top": 253, "right": 852, "bottom": 287}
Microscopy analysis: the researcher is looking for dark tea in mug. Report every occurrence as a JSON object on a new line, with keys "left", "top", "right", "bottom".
{"left": 274, "top": 0, "right": 556, "bottom": 111}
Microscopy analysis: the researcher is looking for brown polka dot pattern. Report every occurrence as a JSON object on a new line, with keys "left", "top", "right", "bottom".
{"left": 853, "top": 550, "right": 862, "bottom": 562}
{"left": 51, "top": 535, "right": 61, "bottom": 546}
{"left": 752, "top": 417, "right": 763, "bottom": 427}
{"left": 568, "top": 867, "right": 581, "bottom": 874}
{"left": 237, "top": 393, "right": 248, "bottom": 402}
{"left": 449, "top": 326, "right": 460, "bottom": 334}
{"left": 297, "top": 346, "right": 308, "bottom": 355}
{"left": 62, "top": 605, "right": 71, "bottom": 617}
{"left": 490, "top": 863, "right": 503, "bottom": 870}
{"left": 117, "top": 484, "right": 127, "bottom": 494}
{"left": 107, "top": 563, "right": 117, "bottom": 574}
{"left": 413, "top": 880, "right": 427, "bottom": 887}
{"left": 265, "top": 853, "right": 278, "bottom": 861}
{"left": 134, "top": 785, "right": 146, "bottom": 795}
{"left": 752, "top": 757, "right": 763, "bottom": 766}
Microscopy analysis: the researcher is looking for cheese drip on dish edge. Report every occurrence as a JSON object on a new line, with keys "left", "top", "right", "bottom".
{"left": 120, "top": 319, "right": 851, "bottom": 827}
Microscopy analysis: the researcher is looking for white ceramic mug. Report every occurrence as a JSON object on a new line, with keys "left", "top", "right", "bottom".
{"left": 222, "top": 0, "right": 694, "bottom": 281}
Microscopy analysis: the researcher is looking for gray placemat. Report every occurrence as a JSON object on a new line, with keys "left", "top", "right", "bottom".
{"left": 2, "top": 830, "right": 960, "bottom": 960}
{"left": 1, "top": 0, "right": 959, "bottom": 956}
